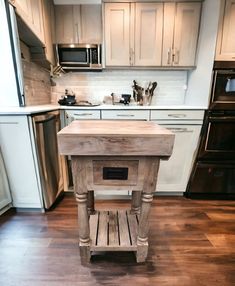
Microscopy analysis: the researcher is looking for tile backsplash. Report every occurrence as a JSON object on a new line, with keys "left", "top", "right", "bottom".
{"left": 51, "top": 70, "right": 187, "bottom": 105}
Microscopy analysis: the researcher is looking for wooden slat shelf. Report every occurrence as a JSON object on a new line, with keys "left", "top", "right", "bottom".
{"left": 89, "top": 210, "right": 139, "bottom": 251}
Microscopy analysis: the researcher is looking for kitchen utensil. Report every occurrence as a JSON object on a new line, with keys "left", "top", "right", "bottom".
{"left": 147, "top": 82, "right": 157, "bottom": 105}
{"left": 121, "top": 94, "right": 131, "bottom": 105}
{"left": 132, "top": 80, "right": 144, "bottom": 105}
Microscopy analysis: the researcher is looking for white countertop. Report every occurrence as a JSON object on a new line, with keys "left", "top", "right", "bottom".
{"left": 0, "top": 105, "right": 59, "bottom": 115}
{"left": 0, "top": 104, "right": 207, "bottom": 115}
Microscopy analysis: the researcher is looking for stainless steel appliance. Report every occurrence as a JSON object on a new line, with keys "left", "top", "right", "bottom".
{"left": 186, "top": 61, "right": 235, "bottom": 199}
{"left": 32, "top": 111, "right": 63, "bottom": 209}
{"left": 210, "top": 67, "right": 235, "bottom": 110}
{"left": 198, "top": 110, "right": 235, "bottom": 160}
{"left": 56, "top": 43, "right": 102, "bottom": 71}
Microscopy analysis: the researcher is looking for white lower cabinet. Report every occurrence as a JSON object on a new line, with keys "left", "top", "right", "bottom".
{"left": 0, "top": 116, "right": 43, "bottom": 209}
{"left": 0, "top": 147, "right": 12, "bottom": 214}
{"left": 156, "top": 124, "right": 201, "bottom": 194}
{"left": 150, "top": 109, "right": 203, "bottom": 194}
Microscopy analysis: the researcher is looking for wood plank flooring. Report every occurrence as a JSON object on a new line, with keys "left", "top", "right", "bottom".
{"left": 1, "top": 193, "right": 235, "bottom": 286}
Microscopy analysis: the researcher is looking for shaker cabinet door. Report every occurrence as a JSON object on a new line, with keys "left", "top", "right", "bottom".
{"left": 0, "top": 116, "right": 42, "bottom": 208}
{"left": 216, "top": 0, "right": 235, "bottom": 60}
{"left": 162, "top": 2, "right": 201, "bottom": 67}
{"left": 0, "top": 149, "right": 12, "bottom": 212}
{"left": 30, "top": 0, "right": 45, "bottom": 43}
{"left": 173, "top": 2, "right": 201, "bottom": 67}
{"left": 156, "top": 125, "right": 201, "bottom": 193}
{"left": 55, "top": 4, "right": 102, "bottom": 44}
{"left": 42, "top": 0, "right": 55, "bottom": 65}
{"left": 79, "top": 5, "right": 102, "bottom": 44}
{"left": 162, "top": 3, "right": 175, "bottom": 66}
{"left": 55, "top": 5, "right": 75, "bottom": 44}
{"left": 12, "top": 0, "right": 32, "bottom": 24}
{"left": 134, "top": 3, "right": 163, "bottom": 66}
{"left": 104, "top": 3, "right": 131, "bottom": 66}
{"left": 12, "top": 0, "right": 45, "bottom": 44}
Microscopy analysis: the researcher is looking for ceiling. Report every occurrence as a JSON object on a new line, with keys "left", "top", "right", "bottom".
{"left": 53, "top": 0, "right": 101, "bottom": 4}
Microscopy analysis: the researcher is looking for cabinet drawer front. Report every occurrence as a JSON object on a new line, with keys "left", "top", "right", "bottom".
{"left": 66, "top": 110, "right": 101, "bottom": 120}
{"left": 150, "top": 110, "right": 204, "bottom": 120}
{"left": 102, "top": 110, "right": 149, "bottom": 120}
{"left": 93, "top": 160, "right": 139, "bottom": 186}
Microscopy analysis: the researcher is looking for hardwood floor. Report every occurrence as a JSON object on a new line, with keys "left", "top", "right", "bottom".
{"left": 1, "top": 193, "right": 235, "bottom": 286}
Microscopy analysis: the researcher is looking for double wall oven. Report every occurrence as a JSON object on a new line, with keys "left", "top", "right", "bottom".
{"left": 186, "top": 62, "right": 235, "bottom": 198}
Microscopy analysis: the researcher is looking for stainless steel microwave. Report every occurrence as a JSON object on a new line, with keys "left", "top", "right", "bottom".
{"left": 56, "top": 44, "right": 102, "bottom": 71}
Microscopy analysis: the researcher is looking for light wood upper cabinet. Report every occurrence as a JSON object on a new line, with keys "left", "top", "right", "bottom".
{"left": 162, "top": 2, "right": 201, "bottom": 67}
{"left": 55, "top": 5, "right": 102, "bottom": 44}
{"left": 55, "top": 6, "right": 75, "bottom": 44}
{"left": 105, "top": 2, "right": 201, "bottom": 68}
{"left": 104, "top": 3, "right": 130, "bottom": 66}
{"left": 42, "top": 0, "right": 55, "bottom": 65}
{"left": 30, "top": 0, "right": 44, "bottom": 42}
{"left": 216, "top": 0, "right": 235, "bottom": 61}
{"left": 12, "top": 0, "right": 45, "bottom": 44}
{"left": 30, "top": 0, "right": 55, "bottom": 68}
{"left": 11, "top": 0, "right": 32, "bottom": 23}
{"left": 79, "top": 5, "right": 102, "bottom": 44}
{"left": 104, "top": 2, "right": 163, "bottom": 67}
{"left": 134, "top": 3, "right": 163, "bottom": 66}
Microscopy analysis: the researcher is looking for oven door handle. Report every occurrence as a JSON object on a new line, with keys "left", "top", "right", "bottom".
{"left": 209, "top": 116, "right": 235, "bottom": 122}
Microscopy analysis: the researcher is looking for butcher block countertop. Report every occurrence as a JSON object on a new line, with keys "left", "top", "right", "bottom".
{"left": 57, "top": 120, "right": 175, "bottom": 157}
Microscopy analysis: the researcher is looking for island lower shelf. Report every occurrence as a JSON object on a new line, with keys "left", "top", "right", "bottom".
{"left": 89, "top": 210, "right": 140, "bottom": 252}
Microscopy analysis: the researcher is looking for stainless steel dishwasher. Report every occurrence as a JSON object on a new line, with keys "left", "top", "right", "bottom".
{"left": 32, "top": 111, "right": 63, "bottom": 209}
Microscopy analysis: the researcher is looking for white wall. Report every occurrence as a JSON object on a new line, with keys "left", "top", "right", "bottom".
{"left": 186, "top": 0, "right": 221, "bottom": 107}
{"left": 0, "top": 0, "right": 19, "bottom": 107}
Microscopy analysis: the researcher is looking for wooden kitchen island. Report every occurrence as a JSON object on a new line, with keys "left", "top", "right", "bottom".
{"left": 57, "top": 120, "right": 174, "bottom": 263}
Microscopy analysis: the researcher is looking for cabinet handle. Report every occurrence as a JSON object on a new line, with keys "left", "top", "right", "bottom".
{"left": 167, "top": 48, "right": 171, "bottom": 65}
{"left": 116, "top": 114, "right": 135, "bottom": 117}
{"left": 130, "top": 48, "right": 134, "bottom": 66}
{"left": 73, "top": 113, "right": 93, "bottom": 116}
{"left": 167, "top": 127, "right": 193, "bottom": 133}
{"left": 173, "top": 49, "right": 180, "bottom": 65}
{"left": 167, "top": 114, "right": 187, "bottom": 118}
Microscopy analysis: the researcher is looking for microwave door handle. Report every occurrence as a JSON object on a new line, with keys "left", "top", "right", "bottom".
{"left": 86, "top": 48, "right": 89, "bottom": 65}
{"left": 89, "top": 49, "right": 92, "bottom": 65}
{"left": 98, "top": 45, "right": 101, "bottom": 65}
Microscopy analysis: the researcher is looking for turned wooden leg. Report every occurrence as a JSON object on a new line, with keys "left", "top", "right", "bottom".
{"left": 75, "top": 192, "right": 91, "bottom": 264}
{"left": 131, "top": 191, "right": 142, "bottom": 214}
{"left": 136, "top": 192, "right": 153, "bottom": 263}
{"left": 87, "top": 190, "right": 95, "bottom": 215}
